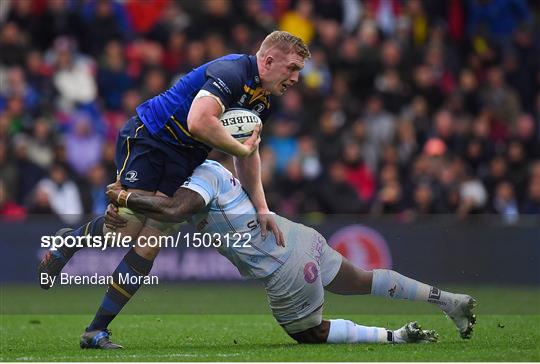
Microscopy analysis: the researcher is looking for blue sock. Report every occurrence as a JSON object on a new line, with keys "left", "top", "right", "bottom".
{"left": 68, "top": 215, "right": 105, "bottom": 238}
{"left": 58, "top": 216, "right": 104, "bottom": 258}
{"left": 87, "top": 249, "right": 153, "bottom": 331}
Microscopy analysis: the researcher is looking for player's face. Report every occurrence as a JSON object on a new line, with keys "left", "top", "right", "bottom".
{"left": 263, "top": 50, "right": 305, "bottom": 96}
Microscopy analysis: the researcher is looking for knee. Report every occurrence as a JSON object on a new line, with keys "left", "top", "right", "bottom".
{"left": 133, "top": 244, "right": 160, "bottom": 260}
{"left": 289, "top": 321, "right": 330, "bottom": 344}
{"left": 105, "top": 207, "right": 145, "bottom": 237}
{"left": 117, "top": 207, "right": 146, "bottom": 223}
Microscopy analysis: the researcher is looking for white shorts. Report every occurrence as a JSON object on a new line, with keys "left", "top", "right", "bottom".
{"left": 262, "top": 229, "right": 342, "bottom": 333}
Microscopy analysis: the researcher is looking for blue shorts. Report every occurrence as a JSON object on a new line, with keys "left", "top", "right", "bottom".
{"left": 115, "top": 116, "right": 208, "bottom": 196}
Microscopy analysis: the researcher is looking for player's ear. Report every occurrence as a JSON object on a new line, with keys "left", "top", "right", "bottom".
{"left": 264, "top": 55, "right": 274, "bottom": 69}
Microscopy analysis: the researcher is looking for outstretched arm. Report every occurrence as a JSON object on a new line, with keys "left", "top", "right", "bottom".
{"left": 235, "top": 150, "right": 285, "bottom": 246}
{"left": 234, "top": 149, "right": 267, "bottom": 212}
{"left": 107, "top": 185, "right": 205, "bottom": 222}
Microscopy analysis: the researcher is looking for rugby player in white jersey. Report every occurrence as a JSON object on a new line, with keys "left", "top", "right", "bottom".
{"left": 105, "top": 160, "right": 476, "bottom": 346}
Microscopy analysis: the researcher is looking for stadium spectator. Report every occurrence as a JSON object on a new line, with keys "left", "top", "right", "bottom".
{"left": 523, "top": 173, "right": 540, "bottom": 214}
{"left": 260, "top": 146, "right": 277, "bottom": 195}
{"left": 363, "top": 93, "right": 396, "bottom": 165}
{"left": 481, "top": 66, "right": 521, "bottom": 133}
{"left": 35, "top": 163, "right": 82, "bottom": 223}
{"left": 64, "top": 113, "right": 103, "bottom": 176}
{"left": 316, "top": 109, "right": 344, "bottom": 168}
{"left": 375, "top": 68, "right": 408, "bottom": 114}
{"left": 467, "top": 0, "right": 531, "bottom": 53}
{"left": 125, "top": 0, "right": 170, "bottom": 36}
{"left": 5, "top": 0, "right": 36, "bottom": 37}
{"left": 371, "top": 179, "right": 404, "bottom": 215}
{"left": 81, "top": 0, "right": 127, "bottom": 57}
{"left": 266, "top": 120, "right": 300, "bottom": 175}
{"left": 300, "top": 48, "right": 332, "bottom": 96}
{"left": 50, "top": 37, "right": 97, "bottom": 111}
{"left": 0, "top": 0, "right": 538, "bottom": 221}
{"left": 508, "top": 24, "right": 538, "bottom": 112}
{"left": 341, "top": 141, "right": 375, "bottom": 203}
{"left": 407, "top": 181, "right": 438, "bottom": 216}
{"left": 25, "top": 50, "right": 55, "bottom": 110}
{"left": 515, "top": 113, "right": 540, "bottom": 158}
{"left": 317, "top": 160, "right": 366, "bottom": 213}
{"left": 457, "top": 69, "right": 482, "bottom": 116}
{"left": 100, "top": 142, "right": 118, "bottom": 184}
{"left": 13, "top": 135, "right": 46, "bottom": 203}
{"left": 26, "top": 185, "right": 54, "bottom": 215}
{"left": 483, "top": 156, "right": 509, "bottom": 205}
{"left": 0, "top": 178, "right": 25, "bottom": 220}
{"left": 458, "top": 174, "right": 488, "bottom": 218}
{"left": 412, "top": 64, "right": 444, "bottom": 113}
{"left": 2, "top": 66, "right": 39, "bottom": 115}
{"left": 273, "top": 159, "right": 313, "bottom": 215}
{"left": 33, "top": 0, "right": 83, "bottom": 51}
{"left": 279, "top": 0, "right": 316, "bottom": 45}
{"left": 81, "top": 163, "right": 108, "bottom": 216}
{"left": 0, "top": 22, "right": 28, "bottom": 67}
{"left": 12, "top": 117, "right": 56, "bottom": 170}
{"left": 506, "top": 139, "right": 529, "bottom": 200}
{"left": 492, "top": 180, "right": 520, "bottom": 224}
{"left": 296, "top": 135, "right": 322, "bottom": 180}
{"left": 162, "top": 31, "right": 187, "bottom": 74}
{"left": 97, "top": 40, "right": 133, "bottom": 111}
{"left": 0, "top": 143, "right": 18, "bottom": 199}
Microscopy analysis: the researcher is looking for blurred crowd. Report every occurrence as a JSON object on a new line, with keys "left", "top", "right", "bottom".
{"left": 0, "top": 0, "right": 539, "bottom": 224}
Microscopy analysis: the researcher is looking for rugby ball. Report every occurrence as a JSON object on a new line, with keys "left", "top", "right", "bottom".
{"left": 219, "top": 108, "right": 262, "bottom": 142}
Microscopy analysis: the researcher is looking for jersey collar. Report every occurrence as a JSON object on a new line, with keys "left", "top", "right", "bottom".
{"left": 248, "top": 55, "right": 262, "bottom": 88}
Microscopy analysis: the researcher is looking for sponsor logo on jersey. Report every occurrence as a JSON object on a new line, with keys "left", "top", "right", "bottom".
{"left": 125, "top": 170, "right": 139, "bottom": 183}
{"left": 253, "top": 103, "right": 265, "bottom": 114}
{"left": 196, "top": 218, "right": 208, "bottom": 231}
{"left": 328, "top": 225, "right": 392, "bottom": 270}
{"left": 243, "top": 85, "right": 270, "bottom": 108}
{"left": 182, "top": 177, "right": 192, "bottom": 186}
{"left": 388, "top": 284, "right": 397, "bottom": 297}
{"left": 313, "top": 235, "right": 324, "bottom": 265}
{"left": 214, "top": 78, "right": 231, "bottom": 95}
{"left": 249, "top": 256, "right": 260, "bottom": 264}
{"left": 303, "top": 262, "right": 318, "bottom": 283}
{"left": 429, "top": 287, "right": 441, "bottom": 300}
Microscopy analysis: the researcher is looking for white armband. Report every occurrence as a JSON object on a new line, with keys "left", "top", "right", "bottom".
{"left": 194, "top": 90, "right": 225, "bottom": 114}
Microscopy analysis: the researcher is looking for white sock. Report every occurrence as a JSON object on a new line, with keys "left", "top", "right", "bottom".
{"left": 371, "top": 269, "right": 457, "bottom": 312}
{"left": 327, "top": 319, "right": 390, "bottom": 343}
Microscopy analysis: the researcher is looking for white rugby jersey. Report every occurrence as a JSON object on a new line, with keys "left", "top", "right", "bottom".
{"left": 181, "top": 160, "right": 311, "bottom": 279}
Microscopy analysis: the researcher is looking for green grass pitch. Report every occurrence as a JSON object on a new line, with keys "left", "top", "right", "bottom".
{"left": 1, "top": 284, "right": 539, "bottom": 361}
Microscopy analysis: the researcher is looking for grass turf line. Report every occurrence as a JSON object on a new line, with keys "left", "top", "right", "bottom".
{"left": 1, "top": 284, "right": 539, "bottom": 361}
{"left": 2, "top": 283, "right": 539, "bottom": 315}
{"left": 1, "top": 314, "right": 539, "bottom": 361}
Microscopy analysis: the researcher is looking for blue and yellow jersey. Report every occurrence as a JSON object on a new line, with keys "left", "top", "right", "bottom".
{"left": 135, "top": 54, "right": 271, "bottom": 152}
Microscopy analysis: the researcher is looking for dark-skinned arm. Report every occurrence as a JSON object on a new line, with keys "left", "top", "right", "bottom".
{"left": 107, "top": 185, "right": 205, "bottom": 223}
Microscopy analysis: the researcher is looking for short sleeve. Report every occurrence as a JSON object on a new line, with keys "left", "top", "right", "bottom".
{"left": 201, "top": 59, "right": 244, "bottom": 110}
{"left": 180, "top": 164, "right": 220, "bottom": 206}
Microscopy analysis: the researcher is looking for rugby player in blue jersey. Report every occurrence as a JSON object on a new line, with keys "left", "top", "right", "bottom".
{"left": 38, "top": 31, "right": 310, "bottom": 348}
{"left": 103, "top": 160, "right": 476, "bottom": 347}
